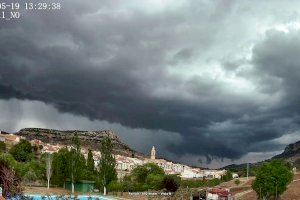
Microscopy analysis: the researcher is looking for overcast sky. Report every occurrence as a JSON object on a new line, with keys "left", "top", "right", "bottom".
{"left": 1, "top": 0, "right": 300, "bottom": 168}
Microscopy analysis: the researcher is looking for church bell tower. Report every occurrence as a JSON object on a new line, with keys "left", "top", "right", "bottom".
{"left": 151, "top": 146, "right": 156, "bottom": 160}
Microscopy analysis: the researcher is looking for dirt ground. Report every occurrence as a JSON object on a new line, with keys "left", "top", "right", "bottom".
{"left": 220, "top": 177, "right": 254, "bottom": 188}
{"left": 24, "top": 186, "right": 74, "bottom": 195}
{"left": 281, "top": 173, "right": 300, "bottom": 200}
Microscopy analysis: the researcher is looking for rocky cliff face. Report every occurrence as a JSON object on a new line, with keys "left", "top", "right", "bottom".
{"left": 273, "top": 141, "right": 300, "bottom": 162}
{"left": 15, "top": 128, "right": 144, "bottom": 158}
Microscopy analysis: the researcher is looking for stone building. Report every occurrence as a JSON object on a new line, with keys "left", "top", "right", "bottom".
{"left": 151, "top": 146, "right": 156, "bottom": 160}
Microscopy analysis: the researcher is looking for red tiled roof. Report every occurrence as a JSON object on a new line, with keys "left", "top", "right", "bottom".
{"left": 5, "top": 135, "right": 18, "bottom": 141}
{"left": 208, "top": 188, "right": 231, "bottom": 197}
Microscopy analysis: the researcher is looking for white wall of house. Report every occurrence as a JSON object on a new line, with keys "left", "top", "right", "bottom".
{"left": 207, "top": 193, "right": 219, "bottom": 200}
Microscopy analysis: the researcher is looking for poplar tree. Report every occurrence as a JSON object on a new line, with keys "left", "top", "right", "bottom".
{"left": 52, "top": 148, "right": 69, "bottom": 187}
{"left": 69, "top": 135, "right": 85, "bottom": 193}
{"left": 87, "top": 149, "right": 95, "bottom": 173}
{"left": 98, "top": 137, "right": 117, "bottom": 195}
{"left": 46, "top": 153, "right": 53, "bottom": 189}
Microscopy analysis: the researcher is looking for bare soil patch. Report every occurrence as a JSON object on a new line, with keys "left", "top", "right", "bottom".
{"left": 24, "top": 186, "right": 73, "bottom": 195}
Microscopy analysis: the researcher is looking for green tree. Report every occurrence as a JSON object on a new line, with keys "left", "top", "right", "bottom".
{"left": 131, "top": 163, "right": 165, "bottom": 183}
{"left": 0, "top": 153, "right": 23, "bottom": 175}
{"left": 122, "top": 175, "right": 134, "bottom": 192}
{"left": 128, "top": 163, "right": 166, "bottom": 191}
{"left": 221, "top": 171, "right": 233, "bottom": 182}
{"left": 52, "top": 148, "right": 70, "bottom": 186}
{"left": 98, "top": 137, "right": 117, "bottom": 194}
{"left": 9, "top": 139, "right": 33, "bottom": 162}
{"left": 0, "top": 141, "right": 6, "bottom": 152}
{"left": 68, "top": 135, "right": 86, "bottom": 193}
{"left": 252, "top": 160, "right": 293, "bottom": 200}
{"left": 107, "top": 180, "right": 124, "bottom": 193}
{"left": 23, "top": 159, "right": 45, "bottom": 181}
{"left": 23, "top": 169, "right": 37, "bottom": 186}
{"left": 0, "top": 153, "right": 17, "bottom": 166}
{"left": 145, "top": 174, "right": 165, "bottom": 190}
{"left": 87, "top": 149, "right": 95, "bottom": 173}
{"left": 162, "top": 175, "right": 180, "bottom": 192}
{"left": 83, "top": 149, "right": 95, "bottom": 180}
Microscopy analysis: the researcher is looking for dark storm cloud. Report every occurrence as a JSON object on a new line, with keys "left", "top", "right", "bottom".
{"left": 252, "top": 30, "right": 300, "bottom": 97}
{"left": 1, "top": 0, "right": 300, "bottom": 165}
{"left": 0, "top": 84, "right": 28, "bottom": 99}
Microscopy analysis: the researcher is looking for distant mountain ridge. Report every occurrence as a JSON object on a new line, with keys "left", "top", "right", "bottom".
{"left": 272, "top": 140, "right": 300, "bottom": 162}
{"left": 14, "top": 128, "right": 144, "bottom": 158}
{"left": 223, "top": 140, "right": 300, "bottom": 170}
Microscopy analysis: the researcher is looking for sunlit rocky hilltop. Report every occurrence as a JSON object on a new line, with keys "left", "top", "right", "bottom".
{"left": 14, "top": 128, "right": 144, "bottom": 158}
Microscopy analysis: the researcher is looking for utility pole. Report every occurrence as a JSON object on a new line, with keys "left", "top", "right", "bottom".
{"left": 247, "top": 163, "right": 249, "bottom": 180}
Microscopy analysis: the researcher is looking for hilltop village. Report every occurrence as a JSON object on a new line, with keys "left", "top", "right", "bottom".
{"left": 0, "top": 131, "right": 226, "bottom": 180}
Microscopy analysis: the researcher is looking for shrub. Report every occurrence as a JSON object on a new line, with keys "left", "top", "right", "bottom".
{"left": 221, "top": 171, "right": 233, "bottom": 182}
{"left": 162, "top": 175, "right": 180, "bottom": 192}
{"left": 0, "top": 156, "right": 22, "bottom": 197}
{"left": 145, "top": 174, "right": 165, "bottom": 190}
{"left": 9, "top": 139, "right": 33, "bottom": 162}
{"left": 122, "top": 175, "right": 134, "bottom": 192}
{"left": 107, "top": 180, "right": 124, "bottom": 192}
{"left": 0, "top": 141, "right": 6, "bottom": 152}
{"left": 23, "top": 170, "right": 38, "bottom": 186}
{"left": 234, "top": 179, "right": 240, "bottom": 186}
{"left": 131, "top": 163, "right": 165, "bottom": 183}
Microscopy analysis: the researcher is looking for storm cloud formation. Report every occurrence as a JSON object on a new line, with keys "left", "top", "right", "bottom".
{"left": 1, "top": 0, "right": 300, "bottom": 167}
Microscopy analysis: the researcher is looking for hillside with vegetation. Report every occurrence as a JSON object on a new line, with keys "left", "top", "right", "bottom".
{"left": 0, "top": 134, "right": 119, "bottom": 197}
{"left": 223, "top": 140, "right": 300, "bottom": 174}
{"left": 273, "top": 140, "right": 300, "bottom": 168}
{"left": 15, "top": 128, "right": 144, "bottom": 158}
{"left": 0, "top": 131, "right": 235, "bottom": 199}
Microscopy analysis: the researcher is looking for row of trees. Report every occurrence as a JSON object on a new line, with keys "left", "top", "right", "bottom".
{"left": 106, "top": 164, "right": 234, "bottom": 193}
{"left": 0, "top": 136, "right": 118, "bottom": 195}
{"left": 107, "top": 163, "right": 181, "bottom": 193}
{"left": 2, "top": 136, "right": 182, "bottom": 194}
{"left": 49, "top": 136, "right": 117, "bottom": 194}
